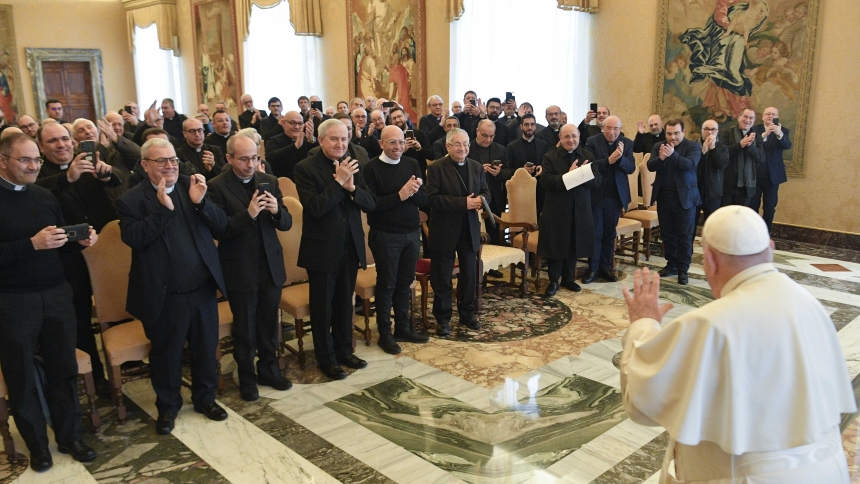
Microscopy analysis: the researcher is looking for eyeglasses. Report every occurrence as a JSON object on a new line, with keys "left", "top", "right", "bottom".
{"left": 284, "top": 120, "right": 303, "bottom": 126}
{"left": 3, "top": 155, "right": 44, "bottom": 166}
{"left": 383, "top": 140, "right": 406, "bottom": 146}
{"left": 702, "top": 127, "right": 719, "bottom": 131}
{"left": 448, "top": 142, "right": 469, "bottom": 148}
{"left": 184, "top": 128, "right": 205, "bottom": 134}
{"left": 49, "top": 107, "right": 63, "bottom": 111}
{"left": 143, "top": 157, "right": 180, "bottom": 166}
{"left": 230, "top": 155, "right": 261, "bottom": 163}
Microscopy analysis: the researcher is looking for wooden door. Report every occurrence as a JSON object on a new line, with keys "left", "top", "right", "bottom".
{"left": 41, "top": 61, "right": 95, "bottom": 122}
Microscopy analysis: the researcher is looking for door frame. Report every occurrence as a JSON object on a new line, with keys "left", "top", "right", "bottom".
{"left": 25, "top": 48, "right": 107, "bottom": 122}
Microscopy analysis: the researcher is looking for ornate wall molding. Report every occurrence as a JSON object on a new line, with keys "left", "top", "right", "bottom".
{"left": 25, "top": 48, "right": 107, "bottom": 122}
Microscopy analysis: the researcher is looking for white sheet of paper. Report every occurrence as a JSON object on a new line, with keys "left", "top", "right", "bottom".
{"left": 562, "top": 163, "right": 595, "bottom": 190}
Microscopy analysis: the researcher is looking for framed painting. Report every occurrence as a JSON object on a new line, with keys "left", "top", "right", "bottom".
{"left": 0, "top": 5, "right": 25, "bottom": 123}
{"left": 653, "top": 0, "right": 820, "bottom": 176}
{"left": 347, "top": 0, "right": 427, "bottom": 123}
{"left": 192, "top": 0, "right": 242, "bottom": 109}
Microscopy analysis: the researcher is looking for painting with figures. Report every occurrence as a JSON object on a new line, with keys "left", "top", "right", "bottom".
{"left": 0, "top": 6, "right": 24, "bottom": 123}
{"left": 193, "top": 0, "right": 242, "bottom": 109}
{"left": 348, "top": 0, "right": 426, "bottom": 123}
{"left": 654, "top": 0, "right": 819, "bottom": 176}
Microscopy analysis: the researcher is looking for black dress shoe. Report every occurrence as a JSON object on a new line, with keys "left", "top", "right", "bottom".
{"left": 57, "top": 440, "right": 96, "bottom": 462}
{"left": 337, "top": 354, "right": 368, "bottom": 369}
{"left": 488, "top": 269, "right": 504, "bottom": 278}
{"left": 678, "top": 272, "right": 689, "bottom": 285}
{"left": 258, "top": 374, "right": 292, "bottom": 391}
{"left": 29, "top": 448, "right": 53, "bottom": 472}
{"left": 377, "top": 336, "right": 402, "bottom": 355}
{"left": 598, "top": 270, "right": 618, "bottom": 283}
{"left": 156, "top": 412, "right": 176, "bottom": 435}
{"left": 240, "top": 387, "right": 260, "bottom": 402}
{"left": 658, "top": 266, "right": 678, "bottom": 277}
{"left": 436, "top": 323, "right": 451, "bottom": 336}
{"left": 461, "top": 318, "right": 481, "bottom": 330}
{"left": 561, "top": 280, "right": 582, "bottom": 292}
{"left": 582, "top": 272, "right": 598, "bottom": 284}
{"left": 193, "top": 402, "right": 228, "bottom": 421}
{"left": 544, "top": 282, "right": 559, "bottom": 297}
{"left": 394, "top": 328, "right": 429, "bottom": 343}
{"left": 321, "top": 365, "right": 348, "bottom": 380}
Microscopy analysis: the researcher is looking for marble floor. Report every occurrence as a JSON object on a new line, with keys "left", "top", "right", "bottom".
{"left": 3, "top": 238, "right": 860, "bottom": 483}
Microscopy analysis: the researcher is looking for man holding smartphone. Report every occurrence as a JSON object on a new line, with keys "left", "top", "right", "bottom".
{"left": 749, "top": 106, "right": 791, "bottom": 232}
{"left": 469, "top": 119, "right": 510, "bottom": 248}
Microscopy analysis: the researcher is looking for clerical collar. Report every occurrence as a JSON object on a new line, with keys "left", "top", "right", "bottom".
{"left": 522, "top": 135, "right": 534, "bottom": 142}
{"left": 217, "top": 132, "right": 230, "bottom": 138}
{"left": 241, "top": 177, "right": 252, "bottom": 184}
{"left": 0, "top": 173, "right": 26, "bottom": 191}
{"left": 720, "top": 263, "right": 777, "bottom": 297}
{"left": 380, "top": 153, "right": 400, "bottom": 165}
{"left": 742, "top": 129, "right": 750, "bottom": 135}
{"left": 151, "top": 182, "right": 175, "bottom": 194}
{"left": 451, "top": 157, "right": 466, "bottom": 166}
{"left": 60, "top": 164, "right": 69, "bottom": 170}
{"left": 567, "top": 149, "right": 576, "bottom": 154}
{"left": 195, "top": 147, "right": 202, "bottom": 153}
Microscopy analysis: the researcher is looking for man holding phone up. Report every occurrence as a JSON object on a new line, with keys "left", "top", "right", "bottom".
{"left": 208, "top": 134, "right": 292, "bottom": 401}
{"left": 749, "top": 106, "right": 791, "bottom": 232}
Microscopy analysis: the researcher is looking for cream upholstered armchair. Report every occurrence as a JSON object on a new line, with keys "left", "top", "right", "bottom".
{"left": 478, "top": 210, "right": 531, "bottom": 310}
{"left": 505, "top": 168, "right": 543, "bottom": 289}
{"left": 622, "top": 153, "right": 661, "bottom": 260}
{"left": 277, "top": 196, "right": 313, "bottom": 369}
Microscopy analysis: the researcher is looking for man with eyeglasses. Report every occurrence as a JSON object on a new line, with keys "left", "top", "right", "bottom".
{"left": 350, "top": 107, "right": 368, "bottom": 144}
{"left": 749, "top": 106, "right": 791, "bottom": 232}
{"left": 432, "top": 116, "right": 460, "bottom": 160}
{"left": 238, "top": 94, "right": 267, "bottom": 132}
{"left": 419, "top": 95, "right": 448, "bottom": 143}
{"left": 265, "top": 110, "right": 317, "bottom": 179}
{"left": 128, "top": 128, "right": 199, "bottom": 188}
{"left": 208, "top": 135, "right": 292, "bottom": 402}
{"left": 17, "top": 115, "right": 39, "bottom": 140}
{"left": 179, "top": 118, "right": 225, "bottom": 179}
{"left": 260, "top": 97, "right": 283, "bottom": 141}
{"left": 117, "top": 137, "right": 229, "bottom": 435}
{"left": 294, "top": 119, "right": 376, "bottom": 380}
{"left": 696, "top": 120, "right": 729, "bottom": 230}
{"left": 203, "top": 110, "right": 234, "bottom": 156}
{"left": 132, "top": 100, "right": 180, "bottom": 147}
{"left": 389, "top": 106, "right": 433, "bottom": 179}
{"left": 46, "top": 99, "right": 66, "bottom": 123}
{"left": 358, "top": 109, "right": 386, "bottom": 159}
{"left": 427, "top": 128, "right": 490, "bottom": 335}
{"left": 0, "top": 133, "right": 99, "bottom": 472}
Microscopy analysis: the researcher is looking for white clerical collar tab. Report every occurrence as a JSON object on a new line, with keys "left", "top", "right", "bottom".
{"left": 151, "top": 182, "right": 175, "bottom": 194}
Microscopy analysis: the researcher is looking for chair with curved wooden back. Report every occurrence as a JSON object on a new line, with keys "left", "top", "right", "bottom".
{"left": 75, "top": 349, "right": 101, "bottom": 433}
{"left": 81, "top": 220, "right": 151, "bottom": 424}
{"left": 623, "top": 153, "right": 661, "bottom": 260}
{"left": 277, "top": 196, "right": 313, "bottom": 369}
{"left": 506, "top": 168, "right": 543, "bottom": 289}
{"left": 353, "top": 212, "right": 377, "bottom": 345}
{"left": 478, "top": 210, "right": 530, "bottom": 311}
{"left": 278, "top": 177, "right": 299, "bottom": 201}
{"left": 0, "top": 369, "right": 14, "bottom": 455}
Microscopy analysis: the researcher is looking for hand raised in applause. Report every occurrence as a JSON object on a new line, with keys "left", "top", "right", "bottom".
{"left": 659, "top": 143, "right": 674, "bottom": 160}
{"left": 156, "top": 178, "right": 174, "bottom": 211}
{"left": 334, "top": 157, "right": 359, "bottom": 191}
{"left": 201, "top": 150, "right": 216, "bottom": 172}
{"left": 188, "top": 174, "right": 208, "bottom": 204}
{"left": 740, "top": 132, "right": 756, "bottom": 148}
{"left": 398, "top": 175, "right": 420, "bottom": 201}
{"left": 608, "top": 142, "right": 624, "bottom": 164}
{"left": 637, "top": 120, "right": 646, "bottom": 134}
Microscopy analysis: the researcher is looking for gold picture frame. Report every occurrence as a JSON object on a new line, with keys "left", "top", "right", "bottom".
{"left": 0, "top": 5, "right": 26, "bottom": 123}
{"left": 192, "top": 0, "right": 242, "bottom": 109}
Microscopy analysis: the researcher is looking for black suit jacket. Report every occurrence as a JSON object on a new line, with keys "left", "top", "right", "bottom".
{"left": 648, "top": 138, "right": 702, "bottom": 210}
{"left": 404, "top": 128, "right": 435, "bottom": 179}
{"left": 208, "top": 170, "right": 292, "bottom": 291}
{"left": 239, "top": 109, "right": 267, "bottom": 131}
{"left": 698, "top": 139, "right": 730, "bottom": 201}
{"left": 751, "top": 124, "right": 791, "bottom": 184}
{"left": 162, "top": 114, "right": 188, "bottom": 141}
{"left": 116, "top": 176, "right": 227, "bottom": 323}
{"left": 36, "top": 162, "right": 123, "bottom": 232}
{"left": 260, "top": 115, "right": 282, "bottom": 141}
{"left": 203, "top": 133, "right": 230, "bottom": 156}
{"left": 468, "top": 142, "right": 510, "bottom": 214}
{"left": 506, "top": 137, "right": 549, "bottom": 170}
{"left": 720, "top": 127, "right": 764, "bottom": 196}
{"left": 419, "top": 114, "right": 442, "bottom": 134}
{"left": 176, "top": 142, "right": 226, "bottom": 179}
{"left": 536, "top": 126, "right": 560, "bottom": 147}
{"left": 293, "top": 150, "right": 376, "bottom": 273}
{"left": 426, "top": 155, "right": 491, "bottom": 253}
{"left": 265, "top": 134, "right": 317, "bottom": 179}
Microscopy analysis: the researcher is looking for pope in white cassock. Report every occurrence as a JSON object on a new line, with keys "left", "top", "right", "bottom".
{"left": 620, "top": 205, "right": 856, "bottom": 483}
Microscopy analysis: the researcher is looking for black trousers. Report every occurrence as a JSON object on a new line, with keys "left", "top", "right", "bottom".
{"left": 307, "top": 238, "right": 359, "bottom": 369}
{"left": 589, "top": 196, "right": 622, "bottom": 273}
{"left": 547, "top": 258, "right": 577, "bottom": 284}
{"left": 721, "top": 186, "right": 754, "bottom": 208}
{"left": 228, "top": 258, "right": 281, "bottom": 390}
{"left": 748, "top": 177, "right": 779, "bottom": 231}
{"left": 485, "top": 202, "right": 505, "bottom": 245}
{"left": 369, "top": 228, "right": 420, "bottom": 336}
{"left": 430, "top": 225, "right": 477, "bottom": 325}
{"left": 694, "top": 197, "right": 722, "bottom": 245}
{"left": 142, "top": 283, "right": 219, "bottom": 415}
{"left": 60, "top": 250, "right": 106, "bottom": 384}
{"left": 657, "top": 191, "right": 696, "bottom": 273}
{"left": 0, "top": 283, "right": 82, "bottom": 452}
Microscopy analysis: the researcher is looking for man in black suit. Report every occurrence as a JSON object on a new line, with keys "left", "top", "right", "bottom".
{"left": 358, "top": 109, "right": 386, "bottom": 159}
{"left": 161, "top": 98, "right": 187, "bottom": 141}
{"left": 294, "top": 119, "right": 376, "bottom": 380}
{"left": 204, "top": 110, "right": 234, "bottom": 155}
{"left": 578, "top": 106, "right": 609, "bottom": 141}
{"left": 238, "top": 94, "right": 267, "bottom": 131}
{"left": 749, "top": 106, "right": 791, "bottom": 231}
{"left": 633, "top": 115, "right": 665, "bottom": 155}
{"left": 696, "top": 119, "right": 729, "bottom": 228}
{"left": 0, "top": 133, "right": 98, "bottom": 471}
{"left": 128, "top": 129, "right": 199, "bottom": 189}
{"left": 260, "top": 97, "right": 283, "bottom": 141}
{"left": 350, "top": 108, "right": 368, "bottom": 145}
{"left": 454, "top": 91, "right": 483, "bottom": 136}
{"left": 308, "top": 113, "right": 369, "bottom": 167}
{"left": 265, "top": 110, "right": 317, "bottom": 179}
{"left": 469, "top": 119, "right": 510, "bottom": 247}
{"left": 214, "top": 101, "right": 240, "bottom": 133}
{"left": 432, "top": 116, "right": 460, "bottom": 160}
{"left": 538, "top": 125, "right": 600, "bottom": 297}
{"left": 208, "top": 135, "right": 292, "bottom": 402}
{"left": 536, "top": 105, "right": 563, "bottom": 147}
{"left": 583, "top": 116, "right": 635, "bottom": 284}
{"left": 116, "top": 138, "right": 229, "bottom": 435}
{"left": 506, "top": 114, "right": 549, "bottom": 218}
{"left": 427, "top": 128, "right": 490, "bottom": 335}
{"left": 177, "top": 118, "right": 226, "bottom": 179}
{"left": 390, "top": 106, "right": 434, "bottom": 178}
{"left": 419, "top": 95, "right": 447, "bottom": 137}
{"left": 479, "top": 98, "right": 511, "bottom": 147}
{"left": 648, "top": 119, "right": 702, "bottom": 285}
{"left": 720, "top": 108, "right": 764, "bottom": 208}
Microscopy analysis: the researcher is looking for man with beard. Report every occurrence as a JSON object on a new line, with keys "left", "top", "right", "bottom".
{"left": 177, "top": 118, "right": 226, "bottom": 179}
{"left": 18, "top": 115, "right": 39, "bottom": 140}
{"left": 238, "top": 94, "right": 267, "bottom": 131}
{"left": 749, "top": 106, "right": 791, "bottom": 231}
{"left": 265, "top": 110, "right": 316, "bottom": 179}
{"left": 469, "top": 119, "right": 509, "bottom": 249}
{"left": 433, "top": 116, "right": 460, "bottom": 160}
{"left": 260, "top": 97, "right": 283, "bottom": 141}
{"left": 506, "top": 113, "right": 549, "bottom": 216}
{"left": 633, "top": 114, "right": 666, "bottom": 155}
{"left": 649, "top": 119, "right": 701, "bottom": 285}
{"left": 536, "top": 105, "right": 563, "bottom": 147}
{"left": 389, "top": 106, "right": 434, "bottom": 178}
{"left": 161, "top": 98, "right": 187, "bottom": 141}
{"left": 454, "top": 91, "right": 483, "bottom": 136}
{"left": 538, "top": 125, "right": 599, "bottom": 297}
{"left": 720, "top": 108, "right": 764, "bottom": 207}
{"left": 478, "top": 98, "right": 511, "bottom": 147}
{"left": 579, "top": 105, "right": 610, "bottom": 140}
{"left": 583, "top": 116, "right": 635, "bottom": 284}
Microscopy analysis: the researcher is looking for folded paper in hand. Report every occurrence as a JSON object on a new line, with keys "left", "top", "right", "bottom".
{"left": 562, "top": 163, "right": 594, "bottom": 190}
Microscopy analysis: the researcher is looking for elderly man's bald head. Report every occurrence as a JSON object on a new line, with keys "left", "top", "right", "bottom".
{"left": 559, "top": 124, "right": 581, "bottom": 151}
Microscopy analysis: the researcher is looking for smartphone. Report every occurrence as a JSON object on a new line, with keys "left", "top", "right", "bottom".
{"left": 382, "top": 101, "right": 396, "bottom": 108}
{"left": 124, "top": 105, "right": 134, "bottom": 115}
{"left": 525, "top": 162, "right": 534, "bottom": 168}
{"left": 506, "top": 92, "right": 515, "bottom": 103}
{"left": 60, "top": 223, "right": 90, "bottom": 242}
{"left": 80, "top": 140, "right": 96, "bottom": 163}
{"left": 311, "top": 101, "right": 323, "bottom": 111}
{"left": 469, "top": 99, "right": 477, "bottom": 106}
{"left": 773, "top": 117, "right": 780, "bottom": 125}
{"left": 405, "top": 129, "right": 415, "bottom": 139}
{"left": 492, "top": 160, "right": 501, "bottom": 167}
{"left": 590, "top": 103, "right": 598, "bottom": 112}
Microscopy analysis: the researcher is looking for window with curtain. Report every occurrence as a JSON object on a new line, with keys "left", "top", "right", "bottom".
{"left": 449, "top": 0, "right": 590, "bottom": 123}
{"left": 133, "top": 24, "right": 184, "bottom": 113}
{"left": 243, "top": 2, "right": 322, "bottom": 113}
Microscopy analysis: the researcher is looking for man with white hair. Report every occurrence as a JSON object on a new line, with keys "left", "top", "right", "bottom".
{"left": 419, "top": 95, "right": 447, "bottom": 137}
{"left": 351, "top": 107, "right": 368, "bottom": 143}
{"left": 621, "top": 206, "right": 855, "bottom": 483}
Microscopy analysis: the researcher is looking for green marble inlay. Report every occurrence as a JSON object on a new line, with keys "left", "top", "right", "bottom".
{"left": 326, "top": 375, "right": 626, "bottom": 482}
{"left": 592, "top": 431, "right": 669, "bottom": 484}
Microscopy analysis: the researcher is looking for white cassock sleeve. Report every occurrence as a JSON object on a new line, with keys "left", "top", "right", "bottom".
{"left": 620, "top": 317, "right": 663, "bottom": 427}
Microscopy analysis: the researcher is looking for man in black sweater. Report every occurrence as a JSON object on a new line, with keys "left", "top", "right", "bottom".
{"left": 265, "top": 110, "right": 317, "bottom": 179}
{"left": 389, "top": 106, "right": 434, "bottom": 179}
{"left": 0, "top": 133, "right": 98, "bottom": 471}
{"left": 363, "top": 126, "right": 429, "bottom": 354}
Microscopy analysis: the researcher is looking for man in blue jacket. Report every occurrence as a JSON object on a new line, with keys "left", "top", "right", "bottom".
{"left": 749, "top": 106, "right": 791, "bottom": 231}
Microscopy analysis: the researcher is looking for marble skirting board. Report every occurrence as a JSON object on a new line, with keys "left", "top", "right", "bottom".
{"left": 772, "top": 222, "right": 860, "bottom": 254}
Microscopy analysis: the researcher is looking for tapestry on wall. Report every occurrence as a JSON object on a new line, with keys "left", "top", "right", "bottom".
{"left": 193, "top": 0, "right": 242, "bottom": 109}
{"left": 347, "top": 0, "right": 426, "bottom": 123}
{"left": 0, "top": 5, "right": 25, "bottom": 123}
{"left": 654, "top": 0, "right": 819, "bottom": 176}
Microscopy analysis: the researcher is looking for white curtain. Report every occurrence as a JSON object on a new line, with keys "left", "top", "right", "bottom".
{"left": 243, "top": 2, "right": 322, "bottom": 112}
{"left": 449, "top": 0, "right": 590, "bottom": 123}
{"left": 133, "top": 25, "right": 184, "bottom": 113}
